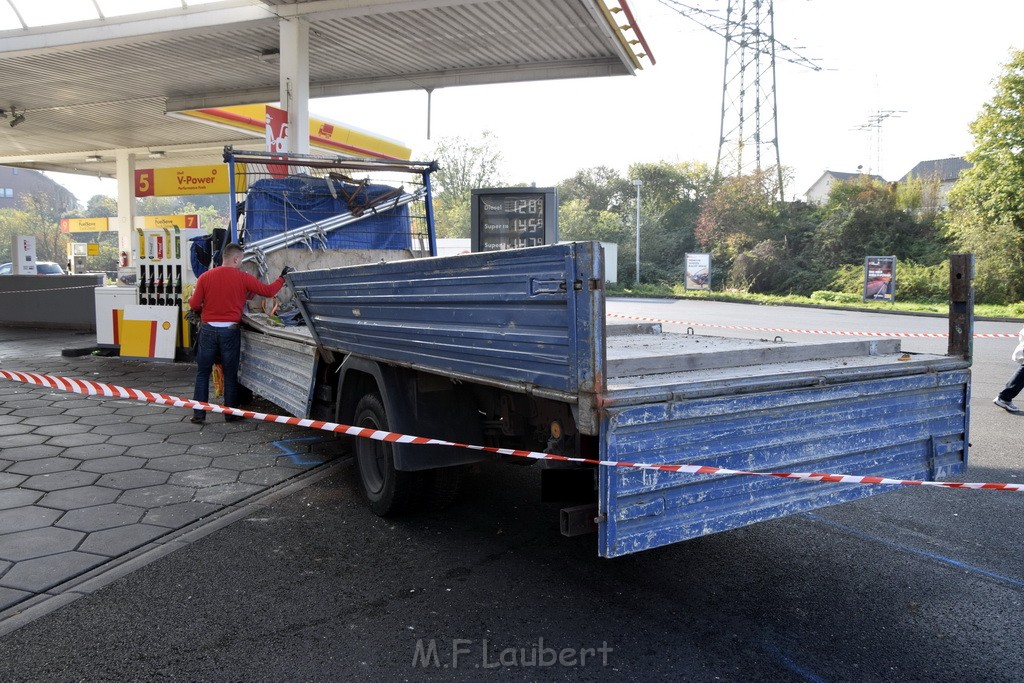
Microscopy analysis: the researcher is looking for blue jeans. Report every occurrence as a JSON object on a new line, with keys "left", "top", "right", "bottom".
{"left": 193, "top": 324, "right": 241, "bottom": 418}
{"left": 998, "top": 364, "right": 1024, "bottom": 402}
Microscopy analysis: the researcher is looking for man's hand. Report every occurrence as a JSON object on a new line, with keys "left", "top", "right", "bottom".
{"left": 280, "top": 266, "right": 295, "bottom": 279}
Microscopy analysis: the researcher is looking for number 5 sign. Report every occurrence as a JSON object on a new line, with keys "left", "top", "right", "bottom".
{"left": 135, "top": 169, "right": 155, "bottom": 197}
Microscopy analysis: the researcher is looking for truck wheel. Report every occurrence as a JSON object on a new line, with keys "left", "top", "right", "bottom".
{"left": 353, "top": 392, "right": 422, "bottom": 516}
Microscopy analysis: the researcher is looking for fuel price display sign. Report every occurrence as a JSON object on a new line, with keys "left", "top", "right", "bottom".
{"left": 471, "top": 188, "right": 558, "bottom": 252}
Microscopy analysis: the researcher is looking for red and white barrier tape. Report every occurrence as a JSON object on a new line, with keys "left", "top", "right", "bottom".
{"left": 606, "top": 312, "right": 1016, "bottom": 338}
{"left": 0, "top": 284, "right": 103, "bottom": 295}
{"left": 1, "top": 369, "right": 1020, "bottom": 492}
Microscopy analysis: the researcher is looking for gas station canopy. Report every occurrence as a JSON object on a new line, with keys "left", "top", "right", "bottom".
{"left": 0, "top": 0, "right": 653, "bottom": 178}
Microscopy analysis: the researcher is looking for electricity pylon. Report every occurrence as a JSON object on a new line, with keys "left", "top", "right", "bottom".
{"left": 658, "top": 0, "right": 821, "bottom": 201}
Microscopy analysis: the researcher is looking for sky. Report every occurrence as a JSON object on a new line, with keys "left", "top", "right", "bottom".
{"left": 51, "top": 0, "right": 1024, "bottom": 205}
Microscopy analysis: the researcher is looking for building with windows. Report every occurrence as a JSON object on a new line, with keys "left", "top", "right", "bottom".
{"left": 803, "top": 158, "right": 972, "bottom": 209}
{"left": 0, "top": 165, "right": 76, "bottom": 212}
{"left": 804, "top": 170, "right": 888, "bottom": 205}
{"left": 898, "top": 157, "right": 972, "bottom": 211}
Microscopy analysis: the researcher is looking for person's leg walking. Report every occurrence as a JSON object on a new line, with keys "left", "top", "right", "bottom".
{"left": 995, "top": 364, "right": 1024, "bottom": 412}
{"left": 192, "top": 326, "right": 215, "bottom": 421}
{"left": 220, "top": 327, "right": 242, "bottom": 418}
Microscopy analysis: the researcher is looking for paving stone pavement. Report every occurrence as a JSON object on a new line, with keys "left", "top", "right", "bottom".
{"left": 0, "top": 327, "right": 342, "bottom": 619}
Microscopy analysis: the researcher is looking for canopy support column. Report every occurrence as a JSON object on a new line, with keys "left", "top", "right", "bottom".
{"left": 115, "top": 150, "right": 136, "bottom": 261}
{"left": 279, "top": 16, "right": 310, "bottom": 155}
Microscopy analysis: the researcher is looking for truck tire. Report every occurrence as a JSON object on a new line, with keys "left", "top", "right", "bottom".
{"left": 353, "top": 391, "right": 422, "bottom": 516}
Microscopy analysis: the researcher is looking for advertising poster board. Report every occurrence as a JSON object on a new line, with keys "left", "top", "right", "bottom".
{"left": 863, "top": 256, "right": 896, "bottom": 302}
{"left": 685, "top": 253, "right": 711, "bottom": 290}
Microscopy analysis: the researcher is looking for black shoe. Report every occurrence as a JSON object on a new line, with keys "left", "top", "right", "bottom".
{"left": 190, "top": 414, "right": 206, "bottom": 424}
{"left": 225, "top": 414, "right": 245, "bottom": 423}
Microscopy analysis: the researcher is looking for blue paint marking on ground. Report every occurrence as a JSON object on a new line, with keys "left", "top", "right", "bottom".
{"left": 804, "top": 513, "right": 1024, "bottom": 590}
{"left": 761, "top": 641, "right": 829, "bottom": 683}
{"left": 271, "top": 436, "right": 327, "bottom": 466}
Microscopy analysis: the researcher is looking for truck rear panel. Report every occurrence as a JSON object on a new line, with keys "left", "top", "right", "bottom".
{"left": 598, "top": 354, "right": 969, "bottom": 557}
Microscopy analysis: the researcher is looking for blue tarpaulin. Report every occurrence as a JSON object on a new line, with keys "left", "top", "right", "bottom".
{"left": 243, "top": 175, "right": 411, "bottom": 250}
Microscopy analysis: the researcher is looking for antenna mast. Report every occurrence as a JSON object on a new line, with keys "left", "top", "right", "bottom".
{"left": 853, "top": 109, "right": 906, "bottom": 176}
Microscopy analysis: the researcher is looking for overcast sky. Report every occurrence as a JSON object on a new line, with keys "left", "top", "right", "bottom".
{"left": 53, "top": 0, "right": 1024, "bottom": 204}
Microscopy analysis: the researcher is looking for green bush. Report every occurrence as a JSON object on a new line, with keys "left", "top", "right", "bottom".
{"left": 810, "top": 290, "right": 861, "bottom": 303}
{"left": 829, "top": 260, "right": 947, "bottom": 302}
{"left": 829, "top": 264, "right": 865, "bottom": 294}
{"left": 895, "top": 261, "right": 948, "bottom": 302}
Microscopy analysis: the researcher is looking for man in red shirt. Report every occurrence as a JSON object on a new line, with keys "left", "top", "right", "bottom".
{"left": 188, "top": 242, "right": 291, "bottom": 424}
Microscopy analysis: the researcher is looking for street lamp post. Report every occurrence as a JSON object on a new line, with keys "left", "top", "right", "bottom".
{"left": 633, "top": 179, "right": 643, "bottom": 286}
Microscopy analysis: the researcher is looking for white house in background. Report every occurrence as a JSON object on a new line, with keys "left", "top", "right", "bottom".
{"left": 804, "top": 170, "right": 887, "bottom": 205}
{"left": 898, "top": 157, "right": 972, "bottom": 210}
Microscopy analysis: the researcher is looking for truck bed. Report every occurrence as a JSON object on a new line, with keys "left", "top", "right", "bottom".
{"left": 244, "top": 242, "right": 968, "bottom": 557}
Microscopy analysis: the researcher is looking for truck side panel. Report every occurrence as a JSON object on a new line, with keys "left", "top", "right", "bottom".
{"left": 599, "top": 369, "right": 970, "bottom": 558}
{"left": 239, "top": 332, "right": 318, "bottom": 418}
{"left": 291, "top": 242, "right": 602, "bottom": 399}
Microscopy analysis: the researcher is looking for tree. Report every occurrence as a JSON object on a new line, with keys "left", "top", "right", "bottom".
{"left": 895, "top": 175, "right": 943, "bottom": 217}
{"left": 945, "top": 204, "right": 1024, "bottom": 303}
{"left": 19, "top": 192, "right": 69, "bottom": 263}
{"left": 558, "top": 166, "right": 632, "bottom": 214}
{"left": 729, "top": 239, "right": 791, "bottom": 292}
{"left": 695, "top": 168, "right": 783, "bottom": 287}
{"left": 136, "top": 196, "right": 183, "bottom": 216}
{"left": 82, "top": 235, "right": 120, "bottom": 274}
{"left": 181, "top": 201, "right": 226, "bottom": 232}
{"left": 557, "top": 166, "right": 632, "bottom": 248}
{"left": 557, "top": 162, "right": 713, "bottom": 284}
{"left": 949, "top": 49, "right": 1024, "bottom": 231}
{"left": 428, "top": 131, "right": 505, "bottom": 238}
{"left": 946, "top": 49, "right": 1024, "bottom": 303}
{"left": 85, "top": 195, "right": 118, "bottom": 218}
{"left": 627, "top": 161, "right": 714, "bottom": 283}
{"left": 0, "top": 209, "right": 35, "bottom": 263}
{"left": 557, "top": 198, "right": 626, "bottom": 244}
{"left": 809, "top": 174, "right": 946, "bottom": 270}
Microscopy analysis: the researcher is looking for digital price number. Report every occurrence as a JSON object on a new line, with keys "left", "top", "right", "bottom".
{"left": 472, "top": 189, "right": 557, "bottom": 253}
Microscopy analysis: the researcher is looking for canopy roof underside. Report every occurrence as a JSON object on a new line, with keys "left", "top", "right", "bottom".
{"left": 0, "top": 0, "right": 651, "bottom": 177}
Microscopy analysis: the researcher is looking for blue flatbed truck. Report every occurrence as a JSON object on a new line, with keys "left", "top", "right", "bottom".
{"left": 226, "top": 150, "right": 971, "bottom": 558}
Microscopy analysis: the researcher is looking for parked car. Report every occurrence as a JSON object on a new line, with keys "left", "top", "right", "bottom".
{"left": 0, "top": 261, "right": 66, "bottom": 275}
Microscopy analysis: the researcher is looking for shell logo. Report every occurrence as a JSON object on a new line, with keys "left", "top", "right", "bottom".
{"left": 162, "top": 321, "right": 172, "bottom": 331}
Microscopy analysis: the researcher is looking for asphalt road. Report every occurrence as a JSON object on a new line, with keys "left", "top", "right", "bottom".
{"left": 2, "top": 299, "right": 1023, "bottom": 682}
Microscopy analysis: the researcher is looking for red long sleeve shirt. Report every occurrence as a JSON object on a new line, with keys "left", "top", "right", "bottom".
{"left": 188, "top": 266, "right": 285, "bottom": 324}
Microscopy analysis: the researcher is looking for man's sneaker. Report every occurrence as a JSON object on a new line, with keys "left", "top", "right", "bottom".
{"left": 190, "top": 414, "right": 206, "bottom": 424}
{"left": 993, "top": 397, "right": 1021, "bottom": 413}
